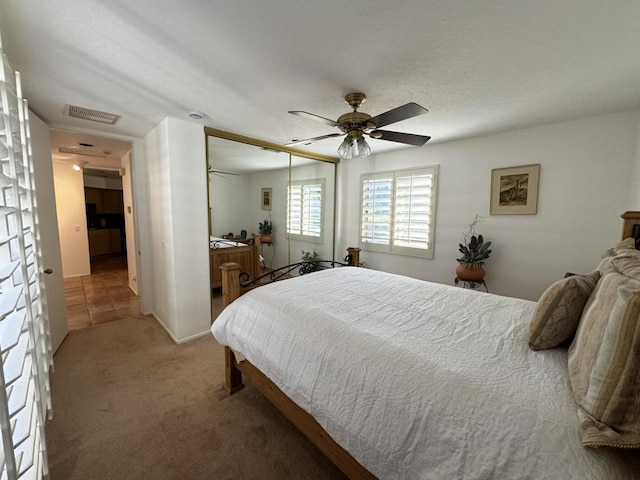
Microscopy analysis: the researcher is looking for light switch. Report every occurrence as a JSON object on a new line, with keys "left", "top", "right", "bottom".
{"left": 74, "top": 225, "right": 80, "bottom": 232}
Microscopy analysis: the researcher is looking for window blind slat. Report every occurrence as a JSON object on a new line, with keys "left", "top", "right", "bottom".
{"left": 7, "top": 371, "right": 31, "bottom": 419}
{"left": 2, "top": 334, "right": 29, "bottom": 387}
{"left": 0, "top": 312, "right": 25, "bottom": 354}
{"left": 0, "top": 286, "right": 23, "bottom": 320}
{"left": 11, "top": 397, "right": 35, "bottom": 450}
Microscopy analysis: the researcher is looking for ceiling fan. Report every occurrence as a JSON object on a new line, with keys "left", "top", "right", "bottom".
{"left": 286, "top": 92, "right": 431, "bottom": 159}
{"left": 208, "top": 166, "right": 240, "bottom": 178}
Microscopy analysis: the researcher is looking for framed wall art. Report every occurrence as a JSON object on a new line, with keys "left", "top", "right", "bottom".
{"left": 261, "top": 187, "right": 272, "bottom": 211}
{"left": 490, "top": 164, "right": 540, "bottom": 215}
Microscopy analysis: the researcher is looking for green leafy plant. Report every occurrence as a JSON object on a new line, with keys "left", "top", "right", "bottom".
{"left": 300, "top": 249, "right": 322, "bottom": 272}
{"left": 258, "top": 219, "right": 272, "bottom": 234}
{"left": 457, "top": 234, "right": 492, "bottom": 267}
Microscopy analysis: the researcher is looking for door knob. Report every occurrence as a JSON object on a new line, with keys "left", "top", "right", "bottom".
{"left": 44, "top": 269, "right": 53, "bottom": 274}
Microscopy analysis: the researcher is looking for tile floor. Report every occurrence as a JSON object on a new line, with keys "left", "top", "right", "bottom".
{"left": 63, "top": 255, "right": 142, "bottom": 330}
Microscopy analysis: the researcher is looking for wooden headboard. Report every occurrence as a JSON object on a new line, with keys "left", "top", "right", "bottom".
{"left": 621, "top": 211, "right": 640, "bottom": 248}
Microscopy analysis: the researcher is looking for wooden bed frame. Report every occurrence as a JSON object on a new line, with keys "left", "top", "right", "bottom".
{"left": 210, "top": 234, "right": 261, "bottom": 289}
{"left": 218, "top": 248, "right": 376, "bottom": 480}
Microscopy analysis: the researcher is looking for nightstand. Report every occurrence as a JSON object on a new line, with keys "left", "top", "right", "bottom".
{"left": 454, "top": 277, "right": 488, "bottom": 293}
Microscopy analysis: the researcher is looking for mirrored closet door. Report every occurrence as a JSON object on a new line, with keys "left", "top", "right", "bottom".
{"left": 205, "top": 128, "right": 338, "bottom": 290}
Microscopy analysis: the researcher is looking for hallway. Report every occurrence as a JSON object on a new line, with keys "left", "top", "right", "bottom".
{"left": 63, "top": 255, "right": 142, "bottom": 329}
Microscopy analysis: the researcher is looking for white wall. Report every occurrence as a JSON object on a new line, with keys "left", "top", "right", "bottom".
{"left": 339, "top": 109, "right": 640, "bottom": 301}
{"left": 247, "top": 166, "right": 289, "bottom": 268}
{"left": 210, "top": 173, "right": 251, "bottom": 237}
{"left": 629, "top": 118, "right": 640, "bottom": 209}
{"left": 52, "top": 160, "right": 91, "bottom": 277}
{"left": 143, "top": 117, "right": 210, "bottom": 342}
{"left": 144, "top": 120, "right": 173, "bottom": 332}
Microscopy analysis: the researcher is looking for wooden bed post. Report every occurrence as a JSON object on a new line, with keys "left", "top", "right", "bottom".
{"left": 220, "top": 262, "right": 241, "bottom": 308}
{"left": 219, "top": 262, "right": 244, "bottom": 393}
{"left": 347, "top": 247, "right": 361, "bottom": 267}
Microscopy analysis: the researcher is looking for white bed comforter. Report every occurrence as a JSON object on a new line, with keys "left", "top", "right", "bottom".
{"left": 209, "top": 236, "right": 244, "bottom": 249}
{"left": 211, "top": 267, "right": 640, "bottom": 479}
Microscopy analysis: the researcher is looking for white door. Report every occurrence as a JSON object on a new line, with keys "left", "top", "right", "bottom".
{"left": 30, "top": 112, "right": 68, "bottom": 352}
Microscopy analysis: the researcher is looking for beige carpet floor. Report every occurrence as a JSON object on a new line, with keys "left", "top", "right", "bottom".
{"left": 46, "top": 315, "right": 346, "bottom": 480}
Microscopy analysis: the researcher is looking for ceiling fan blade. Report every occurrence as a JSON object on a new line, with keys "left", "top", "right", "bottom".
{"left": 370, "top": 130, "right": 431, "bottom": 146}
{"left": 368, "top": 102, "right": 429, "bottom": 129}
{"left": 288, "top": 110, "right": 339, "bottom": 127}
{"left": 208, "top": 168, "right": 240, "bottom": 176}
{"left": 285, "top": 132, "right": 344, "bottom": 146}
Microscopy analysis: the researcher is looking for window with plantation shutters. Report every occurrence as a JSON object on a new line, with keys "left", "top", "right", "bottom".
{"left": 287, "top": 179, "right": 324, "bottom": 241}
{"left": 361, "top": 174, "right": 392, "bottom": 246}
{"left": 360, "top": 166, "right": 438, "bottom": 258}
{"left": 0, "top": 36, "right": 52, "bottom": 480}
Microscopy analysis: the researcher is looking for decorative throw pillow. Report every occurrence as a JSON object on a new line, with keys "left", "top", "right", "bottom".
{"left": 528, "top": 271, "right": 601, "bottom": 351}
{"left": 568, "top": 272, "right": 640, "bottom": 448}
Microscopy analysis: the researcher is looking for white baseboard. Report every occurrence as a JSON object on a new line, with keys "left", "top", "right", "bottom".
{"left": 149, "top": 312, "right": 210, "bottom": 345}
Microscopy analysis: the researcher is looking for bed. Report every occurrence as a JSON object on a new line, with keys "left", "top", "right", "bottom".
{"left": 211, "top": 246, "right": 640, "bottom": 479}
{"left": 209, "top": 234, "right": 261, "bottom": 289}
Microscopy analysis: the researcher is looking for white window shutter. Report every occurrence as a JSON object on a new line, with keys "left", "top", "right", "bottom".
{"left": 0, "top": 36, "right": 52, "bottom": 480}
{"left": 393, "top": 172, "right": 433, "bottom": 250}
{"left": 361, "top": 174, "right": 392, "bottom": 246}
{"left": 287, "top": 180, "right": 324, "bottom": 239}
{"left": 287, "top": 185, "right": 303, "bottom": 235}
{"left": 300, "top": 183, "right": 322, "bottom": 237}
{"left": 360, "top": 167, "right": 438, "bottom": 257}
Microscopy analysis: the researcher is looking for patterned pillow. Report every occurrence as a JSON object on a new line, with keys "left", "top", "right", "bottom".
{"left": 568, "top": 272, "right": 640, "bottom": 448}
{"left": 528, "top": 271, "right": 601, "bottom": 351}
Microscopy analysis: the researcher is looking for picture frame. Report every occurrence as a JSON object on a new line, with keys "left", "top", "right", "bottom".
{"left": 490, "top": 164, "right": 540, "bottom": 215}
{"left": 261, "top": 187, "right": 272, "bottom": 211}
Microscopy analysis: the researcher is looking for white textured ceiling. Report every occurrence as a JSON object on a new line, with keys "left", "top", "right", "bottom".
{"left": 1, "top": 0, "right": 639, "bottom": 160}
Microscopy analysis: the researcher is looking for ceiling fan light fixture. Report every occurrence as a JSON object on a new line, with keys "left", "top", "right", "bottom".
{"left": 337, "top": 137, "right": 354, "bottom": 159}
{"left": 357, "top": 136, "right": 371, "bottom": 158}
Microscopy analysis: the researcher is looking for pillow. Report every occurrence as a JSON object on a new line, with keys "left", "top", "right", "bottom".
{"left": 528, "top": 271, "right": 600, "bottom": 351}
{"left": 604, "top": 237, "right": 636, "bottom": 256}
{"left": 605, "top": 250, "right": 640, "bottom": 279}
{"left": 598, "top": 237, "right": 638, "bottom": 274}
{"left": 568, "top": 272, "right": 640, "bottom": 448}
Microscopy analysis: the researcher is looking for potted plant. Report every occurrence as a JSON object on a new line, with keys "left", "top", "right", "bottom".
{"left": 456, "top": 234, "right": 492, "bottom": 281}
{"left": 258, "top": 218, "right": 272, "bottom": 243}
{"left": 300, "top": 249, "right": 322, "bottom": 273}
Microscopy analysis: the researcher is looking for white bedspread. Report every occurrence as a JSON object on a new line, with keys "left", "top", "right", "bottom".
{"left": 209, "top": 235, "right": 244, "bottom": 249}
{"left": 211, "top": 267, "right": 640, "bottom": 479}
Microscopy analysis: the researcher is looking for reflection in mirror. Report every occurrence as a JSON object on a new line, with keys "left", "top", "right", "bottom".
{"left": 207, "top": 131, "right": 338, "bottom": 296}
{"left": 288, "top": 155, "right": 335, "bottom": 265}
{"left": 207, "top": 136, "right": 290, "bottom": 279}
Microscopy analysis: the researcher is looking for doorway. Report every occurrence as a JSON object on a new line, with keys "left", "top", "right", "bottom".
{"left": 50, "top": 129, "right": 140, "bottom": 330}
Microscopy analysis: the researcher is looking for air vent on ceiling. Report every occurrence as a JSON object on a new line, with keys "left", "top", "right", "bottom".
{"left": 58, "top": 147, "right": 109, "bottom": 158}
{"left": 63, "top": 104, "right": 120, "bottom": 125}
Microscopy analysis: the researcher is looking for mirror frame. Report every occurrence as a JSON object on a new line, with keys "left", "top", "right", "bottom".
{"left": 204, "top": 127, "right": 340, "bottom": 280}
{"left": 205, "top": 127, "right": 339, "bottom": 164}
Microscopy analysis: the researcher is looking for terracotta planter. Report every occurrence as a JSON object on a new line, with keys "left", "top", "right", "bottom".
{"left": 456, "top": 264, "right": 485, "bottom": 281}
{"left": 260, "top": 233, "right": 272, "bottom": 244}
